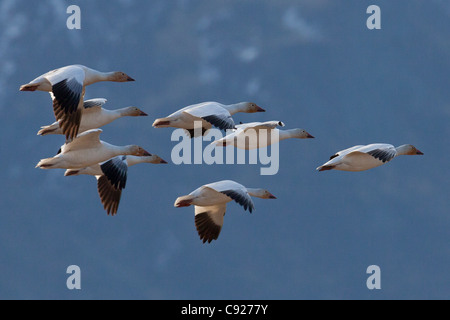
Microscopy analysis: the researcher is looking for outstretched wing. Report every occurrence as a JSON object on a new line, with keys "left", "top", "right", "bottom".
{"left": 97, "top": 156, "right": 129, "bottom": 216}
{"left": 220, "top": 189, "right": 255, "bottom": 213}
{"left": 47, "top": 66, "right": 86, "bottom": 140}
{"left": 206, "top": 180, "right": 255, "bottom": 213}
{"left": 63, "top": 129, "right": 103, "bottom": 153}
{"left": 194, "top": 204, "right": 226, "bottom": 243}
{"left": 184, "top": 103, "right": 236, "bottom": 131}
{"left": 100, "top": 156, "right": 128, "bottom": 190}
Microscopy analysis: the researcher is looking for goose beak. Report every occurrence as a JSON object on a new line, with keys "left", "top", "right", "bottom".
{"left": 306, "top": 133, "right": 315, "bottom": 139}
{"left": 416, "top": 149, "right": 424, "bottom": 155}
{"left": 142, "top": 149, "right": 152, "bottom": 156}
{"left": 140, "top": 110, "right": 148, "bottom": 116}
{"left": 269, "top": 193, "right": 277, "bottom": 199}
{"left": 256, "top": 106, "right": 266, "bottom": 112}
{"left": 160, "top": 159, "right": 168, "bottom": 164}
{"left": 127, "top": 76, "right": 135, "bottom": 82}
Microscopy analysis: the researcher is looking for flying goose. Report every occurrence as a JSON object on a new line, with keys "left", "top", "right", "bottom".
{"left": 37, "top": 98, "right": 148, "bottom": 136}
{"left": 153, "top": 101, "right": 265, "bottom": 138}
{"left": 65, "top": 155, "right": 168, "bottom": 216}
{"left": 36, "top": 129, "right": 151, "bottom": 170}
{"left": 213, "top": 121, "right": 314, "bottom": 149}
{"left": 317, "top": 143, "right": 424, "bottom": 172}
{"left": 20, "top": 65, "right": 135, "bottom": 139}
{"left": 175, "top": 180, "right": 276, "bottom": 243}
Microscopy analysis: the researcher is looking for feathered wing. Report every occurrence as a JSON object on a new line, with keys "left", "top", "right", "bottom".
{"left": 205, "top": 180, "right": 255, "bottom": 213}
{"left": 81, "top": 98, "right": 108, "bottom": 117}
{"left": 194, "top": 204, "right": 226, "bottom": 243}
{"left": 340, "top": 144, "right": 397, "bottom": 165}
{"left": 330, "top": 145, "right": 365, "bottom": 160}
{"left": 183, "top": 103, "right": 236, "bottom": 131}
{"left": 356, "top": 144, "right": 397, "bottom": 163}
{"left": 220, "top": 189, "right": 255, "bottom": 213}
{"left": 83, "top": 98, "right": 107, "bottom": 110}
{"left": 37, "top": 98, "right": 107, "bottom": 136}
{"left": 46, "top": 66, "right": 86, "bottom": 140}
{"left": 62, "top": 129, "right": 103, "bottom": 153}
{"left": 97, "top": 176, "right": 123, "bottom": 216}
{"left": 238, "top": 121, "right": 285, "bottom": 132}
{"left": 97, "top": 156, "right": 128, "bottom": 216}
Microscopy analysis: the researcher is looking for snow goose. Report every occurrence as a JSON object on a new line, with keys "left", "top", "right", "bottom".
{"left": 36, "top": 129, "right": 151, "bottom": 170}
{"left": 65, "top": 155, "right": 167, "bottom": 216}
{"left": 37, "top": 98, "right": 148, "bottom": 136}
{"left": 174, "top": 180, "right": 276, "bottom": 243}
{"left": 153, "top": 101, "right": 265, "bottom": 138}
{"left": 317, "top": 143, "right": 424, "bottom": 172}
{"left": 213, "top": 121, "right": 314, "bottom": 149}
{"left": 20, "top": 65, "right": 135, "bottom": 140}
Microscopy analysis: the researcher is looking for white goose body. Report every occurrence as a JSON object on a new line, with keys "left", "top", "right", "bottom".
{"left": 317, "top": 143, "right": 424, "bottom": 172}
{"left": 38, "top": 99, "right": 148, "bottom": 136}
{"left": 175, "top": 180, "right": 276, "bottom": 243}
{"left": 36, "top": 129, "right": 151, "bottom": 170}
{"left": 215, "top": 121, "right": 314, "bottom": 149}
{"left": 64, "top": 155, "right": 167, "bottom": 215}
{"left": 153, "top": 101, "right": 265, "bottom": 138}
{"left": 20, "top": 65, "right": 135, "bottom": 139}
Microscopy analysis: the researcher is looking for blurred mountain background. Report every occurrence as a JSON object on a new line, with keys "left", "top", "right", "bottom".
{"left": 1, "top": 0, "right": 449, "bottom": 299}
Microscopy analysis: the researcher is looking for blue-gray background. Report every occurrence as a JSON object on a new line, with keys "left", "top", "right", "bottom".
{"left": 1, "top": 0, "right": 449, "bottom": 300}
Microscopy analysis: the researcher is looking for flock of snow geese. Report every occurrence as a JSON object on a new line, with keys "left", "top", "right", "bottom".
{"left": 20, "top": 64, "right": 424, "bottom": 244}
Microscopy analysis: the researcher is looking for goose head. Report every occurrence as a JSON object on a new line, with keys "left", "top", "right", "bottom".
{"left": 242, "top": 102, "right": 266, "bottom": 113}
{"left": 397, "top": 144, "right": 424, "bottom": 156}
{"left": 290, "top": 128, "right": 315, "bottom": 139}
{"left": 123, "top": 106, "right": 148, "bottom": 117}
{"left": 128, "top": 146, "right": 152, "bottom": 157}
{"left": 110, "top": 72, "right": 135, "bottom": 82}
{"left": 247, "top": 189, "right": 277, "bottom": 199}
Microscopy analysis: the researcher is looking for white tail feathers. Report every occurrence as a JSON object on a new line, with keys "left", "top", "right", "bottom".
{"left": 152, "top": 118, "right": 171, "bottom": 128}
{"left": 36, "top": 158, "right": 57, "bottom": 169}
{"left": 19, "top": 84, "right": 39, "bottom": 92}
{"left": 174, "top": 195, "right": 194, "bottom": 207}
{"left": 316, "top": 165, "right": 335, "bottom": 172}
{"left": 37, "top": 124, "right": 60, "bottom": 136}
